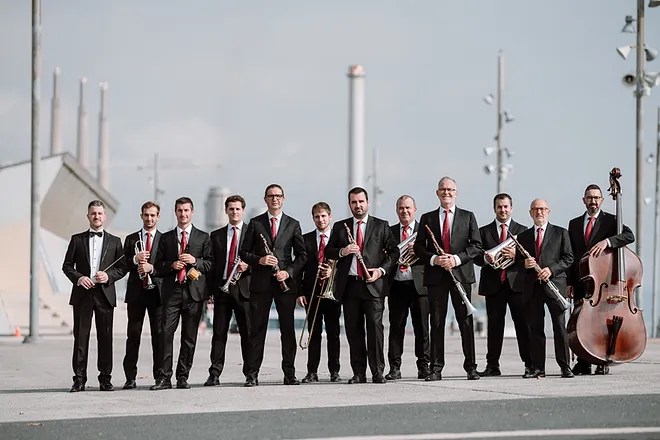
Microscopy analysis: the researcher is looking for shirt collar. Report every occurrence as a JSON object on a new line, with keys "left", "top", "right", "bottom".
{"left": 177, "top": 224, "right": 192, "bottom": 236}
{"left": 585, "top": 210, "right": 601, "bottom": 220}
{"left": 354, "top": 214, "right": 369, "bottom": 225}
{"left": 268, "top": 212, "right": 283, "bottom": 223}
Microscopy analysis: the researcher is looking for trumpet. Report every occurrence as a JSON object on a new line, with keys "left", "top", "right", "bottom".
{"left": 398, "top": 232, "right": 418, "bottom": 267}
{"left": 484, "top": 237, "right": 517, "bottom": 270}
{"left": 259, "top": 234, "right": 290, "bottom": 292}
{"left": 507, "top": 232, "right": 570, "bottom": 311}
{"left": 343, "top": 223, "right": 371, "bottom": 276}
{"left": 299, "top": 259, "right": 338, "bottom": 350}
{"left": 221, "top": 256, "right": 243, "bottom": 293}
{"left": 135, "top": 238, "right": 155, "bottom": 290}
{"left": 424, "top": 225, "right": 476, "bottom": 316}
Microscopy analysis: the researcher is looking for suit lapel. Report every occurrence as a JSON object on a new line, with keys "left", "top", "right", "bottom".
{"left": 364, "top": 216, "right": 375, "bottom": 244}
{"left": 449, "top": 208, "right": 461, "bottom": 251}
{"left": 83, "top": 233, "right": 91, "bottom": 266}
{"left": 149, "top": 231, "right": 161, "bottom": 263}
{"left": 276, "top": 215, "right": 290, "bottom": 246}
{"left": 589, "top": 213, "right": 603, "bottom": 246}
{"left": 429, "top": 209, "right": 442, "bottom": 246}
{"left": 540, "top": 224, "right": 553, "bottom": 260}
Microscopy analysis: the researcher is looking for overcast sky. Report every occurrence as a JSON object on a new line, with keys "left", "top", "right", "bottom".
{"left": 3, "top": 1, "right": 660, "bottom": 308}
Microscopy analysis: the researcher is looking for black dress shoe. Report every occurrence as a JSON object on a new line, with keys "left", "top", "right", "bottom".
{"left": 150, "top": 379, "right": 172, "bottom": 390}
{"left": 572, "top": 362, "right": 592, "bottom": 376}
{"left": 372, "top": 373, "right": 387, "bottom": 384}
{"left": 347, "top": 375, "right": 367, "bottom": 384}
{"left": 301, "top": 372, "right": 319, "bottom": 383}
{"left": 330, "top": 371, "right": 342, "bottom": 382}
{"left": 284, "top": 376, "right": 300, "bottom": 385}
{"left": 417, "top": 368, "right": 431, "bottom": 379}
{"left": 424, "top": 372, "right": 441, "bottom": 381}
{"left": 203, "top": 375, "right": 220, "bottom": 387}
{"left": 176, "top": 378, "right": 191, "bottom": 389}
{"left": 477, "top": 366, "right": 501, "bottom": 377}
{"left": 70, "top": 381, "right": 85, "bottom": 392}
{"left": 522, "top": 366, "right": 534, "bottom": 378}
{"left": 536, "top": 370, "right": 546, "bottom": 378}
{"left": 122, "top": 379, "right": 137, "bottom": 390}
{"left": 561, "top": 368, "right": 575, "bottom": 378}
{"left": 595, "top": 364, "right": 610, "bottom": 375}
{"left": 466, "top": 370, "right": 480, "bottom": 380}
{"left": 384, "top": 370, "right": 401, "bottom": 380}
{"left": 244, "top": 377, "right": 258, "bottom": 387}
{"left": 99, "top": 382, "right": 114, "bottom": 391}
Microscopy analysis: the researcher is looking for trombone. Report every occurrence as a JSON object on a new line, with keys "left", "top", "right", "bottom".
{"left": 299, "top": 259, "right": 338, "bottom": 350}
{"left": 135, "top": 238, "right": 155, "bottom": 289}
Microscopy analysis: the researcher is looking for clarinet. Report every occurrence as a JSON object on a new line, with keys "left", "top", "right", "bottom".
{"left": 259, "top": 234, "right": 290, "bottom": 292}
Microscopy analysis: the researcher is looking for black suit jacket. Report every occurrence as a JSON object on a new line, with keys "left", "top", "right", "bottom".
{"left": 62, "top": 231, "right": 126, "bottom": 307}
{"left": 567, "top": 211, "right": 634, "bottom": 287}
{"left": 388, "top": 222, "right": 426, "bottom": 296}
{"left": 239, "top": 212, "right": 307, "bottom": 294}
{"left": 517, "top": 223, "right": 573, "bottom": 298}
{"left": 123, "top": 230, "right": 163, "bottom": 304}
{"left": 325, "top": 216, "right": 399, "bottom": 299}
{"left": 209, "top": 224, "right": 250, "bottom": 299}
{"left": 300, "top": 230, "right": 323, "bottom": 298}
{"left": 153, "top": 225, "right": 213, "bottom": 302}
{"left": 474, "top": 219, "right": 527, "bottom": 295}
{"left": 413, "top": 207, "right": 482, "bottom": 286}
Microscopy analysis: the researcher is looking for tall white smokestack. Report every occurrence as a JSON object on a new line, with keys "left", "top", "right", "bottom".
{"left": 97, "top": 82, "right": 109, "bottom": 189}
{"left": 347, "top": 64, "right": 366, "bottom": 192}
{"left": 76, "top": 77, "right": 88, "bottom": 168}
{"left": 49, "top": 67, "right": 62, "bottom": 155}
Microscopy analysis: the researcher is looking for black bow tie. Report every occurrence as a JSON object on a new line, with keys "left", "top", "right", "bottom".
{"left": 89, "top": 231, "right": 103, "bottom": 238}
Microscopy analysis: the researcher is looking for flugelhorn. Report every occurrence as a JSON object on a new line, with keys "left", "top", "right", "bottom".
{"left": 398, "top": 232, "right": 419, "bottom": 266}
{"left": 220, "top": 256, "right": 243, "bottom": 293}
{"left": 484, "top": 237, "right": 517, "bottom": 270}
{"left": 135, "top": 238, "right": 155, "bottom": 289}
{"left": 299, "top": 259, "right": 338, "bottom": 350}
{"left": 259, "top": 234, "right": 290, "bottom": 292}
{"left": 507, "top": 232, "right": 570, "bottom": 311}
{"left": 423, "top": 225, "right": 476, "bottom": 316}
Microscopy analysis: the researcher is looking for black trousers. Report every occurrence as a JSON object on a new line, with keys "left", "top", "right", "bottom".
{"left": 427, "top": 277, "right": 476, "bottom": 374}
{"left": 160, "top": 284, "right": 204, "bottom": 381}
{"left": 304, "top": 292, "right": 341, "bottom": 375}
{"left": 484, "top": 281, "right": 531, "bottom": 369}
{"left": 247, "top": 279, "right": 298, "bottom": 378}
{"left": 209, "top": 284, "right": 251, "bottom": 378}
{"left": 342, "top": 278, "right": 385, "bottom": 377}
{"left": 71, "top": 287, "right": 114, "bottom": 383}
{"left": 123, "top": 289, "right": 163, "bottom": 382}
{"left": 387, "top": 280, "right": 430, "bottom": 372}
{"left": 527, "top": 284, "right": 570, "bottom": 372}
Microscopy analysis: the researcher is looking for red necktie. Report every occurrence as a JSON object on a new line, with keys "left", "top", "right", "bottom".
{"left": 318, "top": 233, "right": 326, "bottom": 263}
{"left": 399, "top": 225, "right": 409, "bottom": 272}
{"left": 142, "top": 231, "right": 152, "bottom": 288}
{"left": 226, "top": 226, "right": 238, "bottom": 279}
{"left": 535, "top": 227, "right": 543, "bottom": 265}
{"left": 270, "top": 217, "right": 277, "bottom": 242}
{"left": 442, "top": 210, "right": 451, "bottom": 253}
{"left": 177, "top": 230, "right": 187, "bottom": 283}
{"left": 584, "top": 216, "right": 594, "bottom": 245}
{"left": 499, "top": 224, "right": 507, "bottom": 284}
{"left": 356, "top": 220, "right": 366, "bottom": 278}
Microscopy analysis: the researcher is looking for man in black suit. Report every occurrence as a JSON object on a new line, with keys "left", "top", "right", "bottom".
{"left": 122, "top": 201, "right": 164, "bottom": 389}
{"left": 413, "top": 177, "right": 482, "bottom": 381}
{"left": 297, "top": 202, "right": 342, "bottom": 383}
{"left": 151, "top": 197, "right": 213, "bottom": 390}
{"left": 518, "top": 198, "right": 574, "bottom": 379}
{"left": 204, "top": 195, "right": 252, "bottom": 386}
{"left": 62, "top": 200, "right": 126, "bottom": 392}
{"left": 567, "top": 184, "right": 634, "bottom": 376}
{"left": 385, "top": 195, "right": 430, "bottom": 381}
{"left": 325, "top": 187, "right": 399, "bottom": 384}
{"left": 240, "top": 184, "right": 307, "bottom": 387}
{"left": 474, "top": 193, "right": 531, "bottom": 377}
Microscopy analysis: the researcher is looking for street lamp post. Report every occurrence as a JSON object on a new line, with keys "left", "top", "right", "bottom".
{"left": 483, "top": 51, "right": 514, "bottom": 192}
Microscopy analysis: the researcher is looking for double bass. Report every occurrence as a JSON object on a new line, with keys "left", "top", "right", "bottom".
{"left": 567, "top": 168, "right": 647, "bottom": 366}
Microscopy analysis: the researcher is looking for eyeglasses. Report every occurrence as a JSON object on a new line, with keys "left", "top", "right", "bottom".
{"left": 530, "top": 207, "right": 549, "bottom": 212}
{"left": 584, "top": 196, "right": 602, "bottom": 201}
{"left": 438, "top": 188, "right": 456, "bottom": 193}
{"left": 265, "top": 194, "right": 284, "bottom": 200}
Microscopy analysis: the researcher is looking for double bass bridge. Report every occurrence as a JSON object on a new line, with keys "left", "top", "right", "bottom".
{"left": 606, "top": 294, "right": 627, "bottom": 304}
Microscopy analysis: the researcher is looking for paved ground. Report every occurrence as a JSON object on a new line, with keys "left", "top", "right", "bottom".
{"left": 0, "top": 330, "right": 659, "bottom": 440}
